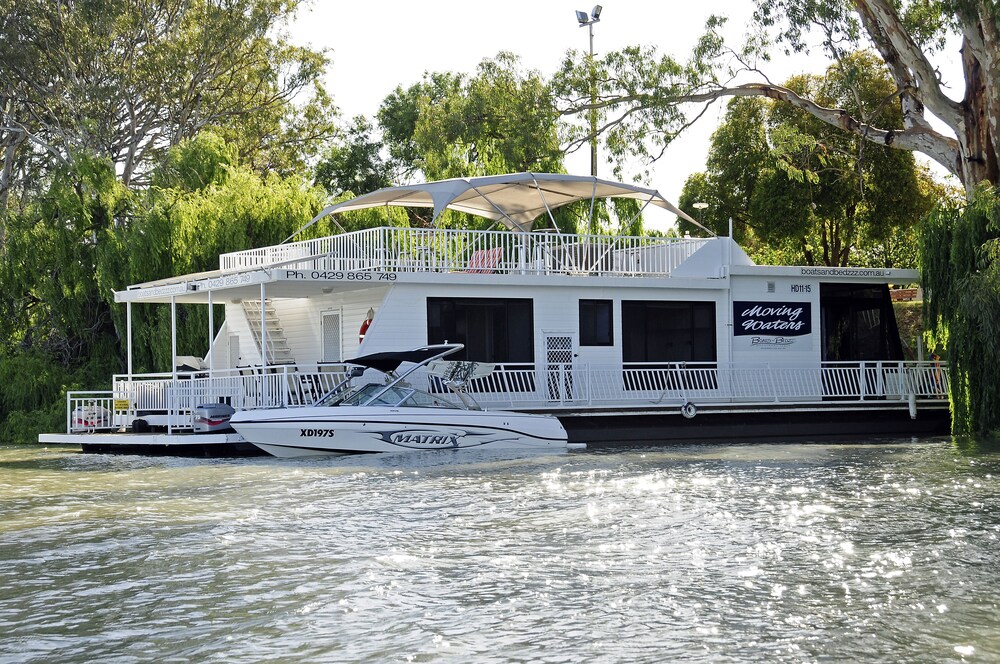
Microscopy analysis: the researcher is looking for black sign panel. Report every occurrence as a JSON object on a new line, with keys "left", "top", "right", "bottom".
{"left": 733, "top": 301, "right": 811, "bottom": 336}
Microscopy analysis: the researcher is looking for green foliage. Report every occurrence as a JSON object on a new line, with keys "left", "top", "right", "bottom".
{"left": 0, "top": 0, "right": 334, "bottom": 203}
{"left": 920, "top": 186, "right": 1000, "bottom": 436}
{"left": 314, "top": 117, "right": 394, "bottom": 198}
{"left": 152, "top": 132, "right": 238, "bottom": 191}
{"left": 678, "top": 53, "right": 939, "bottom": 267}
{"left": 551, "top": 18, "right": 727, "bottom": 180}
{"left": 96, "top": 134, "right": 328, "bottom": 373}
{"left": 0, "top": 154, "right": 131, "bottom": 358}
{"left": 379, "top": 53, "right": 564, "bottom": 182}
{"left": 0, "top": 339, "right": 121, "bottom": 444}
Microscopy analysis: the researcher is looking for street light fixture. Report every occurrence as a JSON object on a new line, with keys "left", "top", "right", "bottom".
{"left": 575, "top": 5, "right": 602, "bottom": 178}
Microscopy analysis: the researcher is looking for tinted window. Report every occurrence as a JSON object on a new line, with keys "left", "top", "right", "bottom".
{"left": 427, "top": 298, "right": 534, "bottom": 363}
{"left": 579, "top": 299, "right": 613, "bottom": 346}
{"left": 622, "top": 300, "right": 717, "bottom": 362}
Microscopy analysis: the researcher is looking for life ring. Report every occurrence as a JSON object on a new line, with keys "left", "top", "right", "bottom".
{"left": 680, "top": 402, "right": 697, "bottom": 419}
{"left": 358, "top": 318, "right": 371, "bottom": 343}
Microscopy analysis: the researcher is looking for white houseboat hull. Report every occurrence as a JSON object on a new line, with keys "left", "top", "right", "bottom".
{"left": 230, "top": 406, "right": 569, "bottom": 457}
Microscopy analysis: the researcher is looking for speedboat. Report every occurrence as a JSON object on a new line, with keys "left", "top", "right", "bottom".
{"left": 229, "top": 344, "right": 569, "bottom": 457}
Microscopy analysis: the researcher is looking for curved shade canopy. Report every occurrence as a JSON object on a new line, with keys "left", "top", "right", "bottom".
{"left": 288, "top": 172, "right": 711, "bottom": 241}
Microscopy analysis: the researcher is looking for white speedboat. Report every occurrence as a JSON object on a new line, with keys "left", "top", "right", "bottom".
{"left": 229, "top": 344, "right": 569, "bottom": 457}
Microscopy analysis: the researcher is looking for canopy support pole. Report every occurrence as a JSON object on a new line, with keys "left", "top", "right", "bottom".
{"left": 207, "top": 289, "right": 214, "bottom": 375}
{"left": 170, "top": 296, "right": 177, "bottom": 381}
{"left": 126, "top": 301, "right": 133, "bottom": 379}
{"left": 260, "top": 283, "right": 268, "bottom": 404}
{"left": 170, "top": 295, "right": 177, "bottom": 435}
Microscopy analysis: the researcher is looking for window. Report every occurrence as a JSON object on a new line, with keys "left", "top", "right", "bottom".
{"left": 621, "top": 300, "right": 718, "bottom": 392}
{"left": 622, "top": 300, "right": 716, "bottom": 362}
{"left": 579, "top": 299, "right": 613, "bottom": 346}
{"left": 427, "top": 297, "right": 534, "bottom": 363}
{"left": 820, "top": 284, "right": 902, "bottom": 361}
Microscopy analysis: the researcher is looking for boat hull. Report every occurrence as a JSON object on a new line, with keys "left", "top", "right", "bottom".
{"left": 230, "top": 406, "right": 568, "bottom": 457}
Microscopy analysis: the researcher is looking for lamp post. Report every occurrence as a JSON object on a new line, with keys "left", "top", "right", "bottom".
{"left": 575, "top": 5, "right": 602, "bottom": 178}
{"left": 692, "top": 202, "right": 708, "bottom": 239}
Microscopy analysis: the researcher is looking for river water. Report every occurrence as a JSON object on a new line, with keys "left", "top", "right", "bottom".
{"left": 1, "top": 438, "right": 998, "bottom": 663}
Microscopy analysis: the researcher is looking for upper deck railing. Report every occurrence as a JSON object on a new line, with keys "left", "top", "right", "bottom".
{"left": 219, "top": 226, "right": 712, "bottom": 277}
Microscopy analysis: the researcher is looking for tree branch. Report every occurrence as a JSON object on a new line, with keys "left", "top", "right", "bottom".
{"left": 685, "top": 83, "right": 960, "bottom": 176}
{"left": 852, "top": 0, "right": 963, "bottom": 130}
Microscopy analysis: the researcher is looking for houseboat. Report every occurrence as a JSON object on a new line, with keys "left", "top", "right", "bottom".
{"left": 39, "top": 173, "right": 950, "bottom": 456}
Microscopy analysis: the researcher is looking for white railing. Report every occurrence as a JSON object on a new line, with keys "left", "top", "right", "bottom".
{"left": 65, "top": 360, "right": 950, "bottom": 433}
{"left": 67, "top": 391, "right": 119, "bottom": 433}
{"left": 219, "top": 226, "right": 711, "bottom": 277}
{"left": 419, "top": 360, "right": 951, "bottom": 410}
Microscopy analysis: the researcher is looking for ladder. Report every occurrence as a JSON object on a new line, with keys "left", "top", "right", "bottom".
{"left": 242, "top": 299, "right": 294, "bottom": 365}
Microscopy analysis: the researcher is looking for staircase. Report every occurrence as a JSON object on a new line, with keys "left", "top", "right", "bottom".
{"left": 242, "top": 299, "right": 294, "bottom": 365}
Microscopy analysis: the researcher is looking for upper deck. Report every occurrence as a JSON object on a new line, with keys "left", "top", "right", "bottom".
{"left": 118, "top": 171, "right": 915, "bottom": 301}
{"left": 217, "top": 226, "right": 714, "bottom": 278}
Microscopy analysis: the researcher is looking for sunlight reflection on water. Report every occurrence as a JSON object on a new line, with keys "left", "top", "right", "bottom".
{"left": 0, "top": 439, "right": 998, "bottom": 663}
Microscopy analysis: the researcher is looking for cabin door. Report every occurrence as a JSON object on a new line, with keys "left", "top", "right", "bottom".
{"left": 544, "top": 333, "right": 576, "bottom": 402}
{"left": 322, "top": 310, "right": 343, "bottom": 361}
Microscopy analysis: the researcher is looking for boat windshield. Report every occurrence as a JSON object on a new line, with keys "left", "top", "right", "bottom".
{"left": 327, "top": 383, "right": 461, "bottom": 409}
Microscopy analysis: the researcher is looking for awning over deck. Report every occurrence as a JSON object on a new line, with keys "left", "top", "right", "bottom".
{"left": 293, "top": 172, "right": 711, "bottom": 238}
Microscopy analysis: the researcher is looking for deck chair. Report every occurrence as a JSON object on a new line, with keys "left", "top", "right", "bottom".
{"left": 464, "top": 247, "right": 503, "bottom": 273}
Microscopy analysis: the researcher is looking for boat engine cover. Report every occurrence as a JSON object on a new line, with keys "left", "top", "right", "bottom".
{"left": 193, "top": 403, "right": 236, "bottom": 433}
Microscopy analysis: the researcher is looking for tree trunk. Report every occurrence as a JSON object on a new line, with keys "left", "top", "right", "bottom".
{"left": 0, "top": 138, "right": 16, "bottom": 212}
{"left": 959, "top": 38, "right": 1000, "bottom": 191}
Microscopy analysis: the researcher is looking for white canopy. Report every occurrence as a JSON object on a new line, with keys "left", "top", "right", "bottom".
{"left": 288, "top": 172, "right": 712, "bottom": 241}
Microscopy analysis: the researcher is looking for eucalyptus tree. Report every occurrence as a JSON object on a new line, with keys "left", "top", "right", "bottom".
{"left": 553, "top": 2, "right": 999, "bottom": 197}
{"left": 0, "top": 0, "right": 335, "bottom": 207}
{"left": 679, "top": 53, "right": 941, "bottom": 268}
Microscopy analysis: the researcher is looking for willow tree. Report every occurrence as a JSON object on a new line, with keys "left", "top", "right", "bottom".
{"left": 921, "top": 189, "right": 1000, "bottom": 436}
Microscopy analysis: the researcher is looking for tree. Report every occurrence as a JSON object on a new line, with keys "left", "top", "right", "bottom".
{"left": 680, "top": 53, "right": 942, "bottom": 267}
{"left": 0, "top": 152, "right": 135, "bottom": 353}
{"left": 0, "top": 0, "right": 335, "bottom": 207}
{"left": 378, "top": 72, "right": 464, "bottom": 181}
{"left": 378, "top": 53, "right": 564, "bottom": 183}
{"left": 553, "top": 2, "right": 999, "bottom": 197}
{"left": 313, "top": 116, "right": 395, "bottom": 198}
{"left": 921, "top": 187, "right": 1000, "bottom": 436}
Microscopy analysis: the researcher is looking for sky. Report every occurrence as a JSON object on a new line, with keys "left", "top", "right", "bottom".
{"left": 288, "top": 1, "right": 959, "bottom": 231}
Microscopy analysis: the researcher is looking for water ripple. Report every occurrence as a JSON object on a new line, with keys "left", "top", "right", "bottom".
{"left": 1, "top": 440, "right": 999, "bottom": 662}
